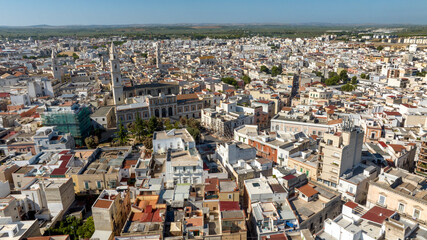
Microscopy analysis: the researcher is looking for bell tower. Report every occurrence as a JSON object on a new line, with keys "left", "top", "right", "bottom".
{"left": 156, "top": 42, "right": 161, "bottom": 68}
{"left": 51, "top": 48, "right": 61, "bottom": 81}
{"left": 110, "top": 42, "right": 124, "bottom": 105}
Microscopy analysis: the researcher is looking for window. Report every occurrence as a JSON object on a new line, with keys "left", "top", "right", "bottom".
{"left": 193, "top": 166, "right": 196, "bottom": 172}
{"left": 228, "top": 194, "right": 233, "bottom": 199}
{"left": 414, "top": 209, "right": 421, "bottom": 219}
{"left": 97, "top": 181, "right": 102, "bottom": 189}
{"left": 378, "top": 195, "right": 386, "bottom": 206}
{"left": 84, "top": 181, "right": 90, "bottom": 190}
{"left": 398, "top": 202, "right": 405, "bottom": 212}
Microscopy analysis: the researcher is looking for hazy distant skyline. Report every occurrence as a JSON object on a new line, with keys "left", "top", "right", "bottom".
{"left": 1, "top": 0, "right": 427, "bottom": 26}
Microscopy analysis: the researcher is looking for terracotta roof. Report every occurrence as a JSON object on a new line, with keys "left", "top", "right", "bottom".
{"left": 51, "top": 168, "right": 68, "bottom": 176}
{"left": 283, "top": 174, "right": 296, "bottom": 180}
{"left": 327, "top": 119, "right": 343, "bottom": 125}
{"left": 378, "top": 141, "right": 388, "bottom": 148}
{"left": 177, "top": 93, "right": 198, "bottom": 101}
{"left": 220, "top": 201, "right": 240, "bottom": 211}
{"left": 401, "top": 104, "right": 416, "bottom": 108}
{"left": 361, "top": 206, "right": 395, "bottom": 224}
{"left": 205, "top": 178, "right": 219, "bottom": 192}
{"left": 297, "top": 184, "right": 319, "bottom": 198}
{"left": 93, "top": 199, "right": 112, "bottom": 209}
{"left": 383, "top": 111, "right": 401, "bottom": 116}
{"left": 344, "top": 201, "right": 358, "bottom": 209}
{"left": 186, "top": 217, "right": 203, "bottom": 227}
{"left": 0, "top": 92, "right": 10, "bottom": 98}
{"left": 389, "top": 144, "right": 406, "bottom": 153}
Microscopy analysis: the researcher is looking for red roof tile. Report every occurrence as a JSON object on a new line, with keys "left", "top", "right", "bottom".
{"left": 51, "top": 168, "right": 68, "bottom": 176}
{"left": 361, "top": 206, "right": 395, "bottom": 224}
{"left": 297, "top": 184, "right": 319, "bottom": 198}
{"left": 344, "top": 201, "right": 358, "bottom": 209}
{"left": 93, "top": 199, "right": 112, "bottom": 209}
{"left": 220, "top": 201, "right": 240, "bottom": 211}
{"left": 283, "top": 174, "right": 296, "bottom": 180}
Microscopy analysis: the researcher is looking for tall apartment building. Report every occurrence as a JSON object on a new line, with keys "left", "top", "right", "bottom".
{"left": 317, "top": 127, "right": 364, "bottom": 187}
{"left": 416, "top": 139, "right": 427, "bottom": 177}
{"left": 91, "top": 187, "right": 131, "bottom": 240}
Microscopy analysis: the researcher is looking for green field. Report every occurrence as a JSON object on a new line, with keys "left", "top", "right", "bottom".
{"left": 1, "top": 24, "right": 427, "bottom": 40}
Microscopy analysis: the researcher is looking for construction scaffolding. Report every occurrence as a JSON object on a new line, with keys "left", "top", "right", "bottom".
{"left": 42, "top": 106, "right": 92, "bottom": 146}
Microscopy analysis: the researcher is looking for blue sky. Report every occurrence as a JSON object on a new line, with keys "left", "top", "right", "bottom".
{"left": 1, "top": 0, "right": 426, "bottom": 26}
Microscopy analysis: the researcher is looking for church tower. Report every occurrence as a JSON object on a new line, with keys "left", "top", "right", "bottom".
{"left": 156, "top": 42, "right": 161, "bottom": 68}
{"left": 110, "top": 42, "right": 124, "bottom": 105}
{"left": 51, "top": 48, "right": 61, "bottom": 81}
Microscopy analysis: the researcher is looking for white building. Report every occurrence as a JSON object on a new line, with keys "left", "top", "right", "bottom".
{"left": 27, "top": 78, "right": 54, "bottom": 98}
{"left": 163, "top": 150, "right": 204, "bottom": 188}
{"left": 153, "top": 129, "right": 195, "bottom": 153}
{"left": 152, "top": 128, "right": 203, "bottom": 188}
{"left": 244, "top": 178, "right": 274, "bottom": 204}
{"left": 32, "top": 127, "right": 75, "bottom": 154}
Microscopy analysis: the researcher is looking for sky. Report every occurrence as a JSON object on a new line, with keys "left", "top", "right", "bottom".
{"left": 1, "top": 0, "right": 426, "bottom": 26}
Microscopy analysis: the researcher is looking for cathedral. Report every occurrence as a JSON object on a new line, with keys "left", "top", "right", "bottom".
{"left": 109, "top": 42, "right": 179, "bottom": 106}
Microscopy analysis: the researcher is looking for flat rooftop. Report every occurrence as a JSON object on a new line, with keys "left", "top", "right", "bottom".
{"left": 169, "top": 150, "right": 200, "bottom": 167}
{"left": 153, "top": 129, "right": 194, "bottom": 143}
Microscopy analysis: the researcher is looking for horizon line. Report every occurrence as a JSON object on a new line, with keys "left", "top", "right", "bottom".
{"left": 0, "top": 22, "right": 426, "bottom": 28}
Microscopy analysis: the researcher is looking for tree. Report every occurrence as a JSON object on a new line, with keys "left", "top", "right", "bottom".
{"left": 164, "top": 119, "right": 174, "bottom": 130}
{"left": 180, "top": 116, "right": 188, "bottom": 126}
{"left": 221, "top": 77, "right": 238, "bottom": 88}
{"left": 85, "top": 136, "right": 99, "bottom": 149}
{"left": 360, "top": 73, "right": 367, "bottom": 79}
{"left": 377, "top": 45, "right": 384, "bottom": 51}
{"left": 115, "top": 121, "right": 129, "bottom": 146}
{"left": 351, "top": 76, "right": 357, "bottom": 85}
{"left": 148, "top": 116, "right": 162, "bottom": 134}
{"left": 260, "top": 65, "right": 270, "bottom": 74}
{"left": 131, "top": 115, "right": 145, "bottom": 141}
{"left": 325, "top": 75, "right": 340, "bottom": 86}
{"left": 339, "top": 70, "right": 349, "bottom": 83}
{"left": 187, "top": 118, "right": 201, "bottom": 129}
{"left": 242, "top": 75, "right": 251, "bottom": 85}
{"left": 187, "top": 127, "right": 201, "bottom": 143}
{"left": 313, "top": 71, "right": 323, "bottom": 77}
{"left": 416, "top": 71, "right": 427, "bottom": 77}
{"left": 76, "top": 216, "right": 95, "bottom": 239}
{"left": 45, "top": 216, "right": 90, "bottom": 240}
{"left": 328, "top": 71, "right": 338, "bottom": 79}
{"left": 341, "top": 83, "right": 356, "bottom": 92}
{"left": 142, "top": 137, "right": 153, "bottom": 149}
{"left": 271, "top": 65, "right": 282, "bottom": 77}
{"left": 72, "top": 53, "right": 79, "bottom": 60}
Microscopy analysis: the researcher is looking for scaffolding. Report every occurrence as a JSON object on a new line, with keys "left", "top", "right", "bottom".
{"left": 42, "top": 106, "right": 92, "bottom": 146}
